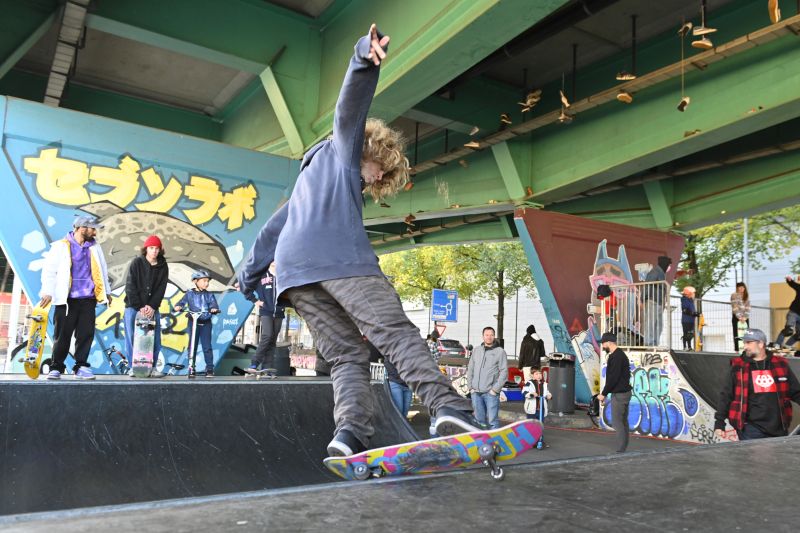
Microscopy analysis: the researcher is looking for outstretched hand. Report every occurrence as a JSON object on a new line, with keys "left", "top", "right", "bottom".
{"left": 367, "top": 23, "right": 389, "bottom": 66}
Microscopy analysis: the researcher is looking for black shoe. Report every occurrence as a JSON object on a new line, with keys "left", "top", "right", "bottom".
{"left": 188, "top": 368, "right": 196, "bottom": 379}
{"left": 434, "top": 406, "right": 481, "bottom": 436}
{"left": 206, "top": 369, "right": 215, "bottom": 378}
{"left": 326, "top": 430, "right": 367, "bottom": 457}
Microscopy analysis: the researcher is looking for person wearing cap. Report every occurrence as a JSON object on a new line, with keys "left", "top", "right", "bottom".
{"left": 39, "top": 215, "right": 112, "bottom": 380}
{"left": 597, "top": 332, "right": 632, "bottom": 452}
{"left": 714, "top": 328, "right": 800, "bottom": 440}
{"left": 123, "top": 235, "right": 169, "bottom": 377}
{"left": 174, "top": 270, "right": 220, "bottom": 377}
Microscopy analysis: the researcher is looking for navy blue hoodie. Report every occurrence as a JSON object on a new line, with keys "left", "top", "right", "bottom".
{"left": 239, "top": 31, "right": 384, "bottom": 297}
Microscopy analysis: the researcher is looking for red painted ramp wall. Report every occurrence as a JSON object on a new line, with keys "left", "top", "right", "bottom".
{"left": 514, "top": 209, "right": 685, "bottom": 401}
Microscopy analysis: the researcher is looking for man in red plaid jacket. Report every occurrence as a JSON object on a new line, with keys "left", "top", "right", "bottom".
{"left": 714, "top": 329, "right": 800, "bottom": 440}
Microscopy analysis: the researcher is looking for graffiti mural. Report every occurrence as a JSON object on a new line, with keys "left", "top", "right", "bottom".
{"left": 514, "top": 209, "right": 685, "bottom": 403}
{"left": 600, "top": 349, "right": 736, "bottom": 443}
{"left": 0, "top": 97, "right": 299, "bottom": 374}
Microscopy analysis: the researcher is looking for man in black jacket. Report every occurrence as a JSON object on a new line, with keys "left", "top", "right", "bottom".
{"left": 597, "top": 332, "right": 632, "bottom": 452}
{"left": 518, "top": 324, "right": 545, "bottom": 381}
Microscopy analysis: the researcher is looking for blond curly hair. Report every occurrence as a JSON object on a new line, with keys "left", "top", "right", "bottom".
{"left": 361, "top": 118, "right": 410, "bottom": 202}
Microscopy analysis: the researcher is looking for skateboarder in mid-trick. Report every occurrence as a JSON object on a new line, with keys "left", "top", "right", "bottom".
{"left": 239, "top": 23, "right": 480, "bottom": 457}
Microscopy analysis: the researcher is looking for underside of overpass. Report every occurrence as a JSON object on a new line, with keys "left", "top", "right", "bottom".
{"left": 3, "top": 0, "right": 799, "bottom": 253}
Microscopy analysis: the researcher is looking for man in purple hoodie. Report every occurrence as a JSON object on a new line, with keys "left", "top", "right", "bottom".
{"left": 39, "top": 215, "right": 112, "bottom": 380}
{"left": 239, "top": 24, "right": 479, "bottom": 457}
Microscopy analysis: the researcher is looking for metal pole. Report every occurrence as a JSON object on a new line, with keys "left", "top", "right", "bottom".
{"left": 467, "top": 298, "right": 471, "bottom": 346}
{"left": 514, "top": 288, "right": 519, "bottom": 359}
{"left": 743, "top": 217, "right": 749, "bottom": 287}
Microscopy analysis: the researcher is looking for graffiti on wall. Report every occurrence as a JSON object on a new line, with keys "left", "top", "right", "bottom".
{"left": 600, "top": 349, "right": 736, "bottom": 443}
{"left": 0, "top": 98, "right": 296, "bottom": 375}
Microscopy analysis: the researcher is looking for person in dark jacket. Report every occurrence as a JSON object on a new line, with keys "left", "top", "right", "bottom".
{"left": 123, "top": 235, "right": 169, "bottom": 377}
{"left": 237, "top": 24, "right": 477, "bottom": 458}
{"left": 775, "top": 275, "right": 800, "bottom": 348}
{"left": 245, "top": 262, "right": 285, "bottom": 373}
{"left": 643, "top": 255, "right": 671, "bottom": 346}
{"left": 680, "top": 286, "right": 700, "bottom": 351}
{"left": 714, "top": 328, "right": 800, "bottom": 440}
{"left": 174, "top": 270, "right": 220, "bottom": 377}
{"left": 597, "top": 332, "right": 632, "bottom": 453}
{"left": 518, "top": 324, "right": 545, "bottom": 381}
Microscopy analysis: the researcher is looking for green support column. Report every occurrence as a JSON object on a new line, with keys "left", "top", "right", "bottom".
{"left": 0, "top": 9, "right": 58, "bottom": 81}
{"left": 491, "top": 142, "right": 527, "bottom": 201}
{"left": 260, "top": 67, "right": 305, "bottom": 158}
{"left": 642, "top": 180, "right": 674, "bottom": 229}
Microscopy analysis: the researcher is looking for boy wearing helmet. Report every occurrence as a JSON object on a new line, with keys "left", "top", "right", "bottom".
{"left": 174, "top": 270, "right": 220, "bottom": 377}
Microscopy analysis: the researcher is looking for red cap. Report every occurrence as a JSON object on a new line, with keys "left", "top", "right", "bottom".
{"left": 143, "top": 235, "right": 162, "bottom": 249}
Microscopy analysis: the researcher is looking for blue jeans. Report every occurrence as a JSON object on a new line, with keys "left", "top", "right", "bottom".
{"left": 124, "top": 307, "right": 161, "bottom": 367}
{"left": 188, "top": 317, "right": 214, "bottom": 370}
{"left": 388, "top": 380, "right": 412, "bottom": 417}
{"left": 471, "top": 392, "right": 500, "bottom": 429}
{"left": 737, "top": 424, "right": 772, "bottom": 440}
{"left": 776, "top": 311, "right": 800, "bottom": 347}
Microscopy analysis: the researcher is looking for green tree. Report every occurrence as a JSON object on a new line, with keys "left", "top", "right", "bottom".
{"left": 454, "top": 242, "right": 536, "bottom": 343}
{"left": 675, "top": 205, "right": 800, "bottom": 299}
{"left": 379, "top": 246, "right": 480, "bottom": 307}
{"left": 380, "top": 242, "right": 536, "bottom": 343}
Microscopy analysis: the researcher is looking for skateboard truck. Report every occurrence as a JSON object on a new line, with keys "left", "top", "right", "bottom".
{"left": 478, "top": 443, "right": 504, "bottom": 481}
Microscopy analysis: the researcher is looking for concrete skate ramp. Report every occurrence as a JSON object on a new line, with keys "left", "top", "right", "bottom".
{"left": 672, "top": 351, "right": 800, "bottom": 430}
{"left": 0, "top": 378, "right": 416, "bottom": 516}
{"left": 3, "top": 438, "right": 798, "bottom": 532}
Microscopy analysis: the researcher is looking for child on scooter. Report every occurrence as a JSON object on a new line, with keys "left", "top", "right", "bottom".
{"left": 174, "top": 270, "right": 219, "bottom": 377}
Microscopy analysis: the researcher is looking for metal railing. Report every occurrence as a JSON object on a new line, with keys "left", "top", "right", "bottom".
{"left": 599, "top": 281, "right": 672, "bottom": 349}
{"left": 668, "top": 297, "right": 772, "bottom": 353}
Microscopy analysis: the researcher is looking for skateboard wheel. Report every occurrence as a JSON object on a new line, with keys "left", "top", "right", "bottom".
{"left": 478, "top": 443, "right": 495, "bottom": 461}
{"left": 353, "top": 463, "right": 370, "bottom": 481}
{"left": 490, "top": 467, "right": 505, "bottom": 481}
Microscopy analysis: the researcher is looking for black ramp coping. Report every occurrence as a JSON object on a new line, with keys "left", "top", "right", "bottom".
{"left": 2, "top": 438, "right": 798, "bottom": 532}
{"left": 0, "top": 378, "right": 416, "bottom": 516}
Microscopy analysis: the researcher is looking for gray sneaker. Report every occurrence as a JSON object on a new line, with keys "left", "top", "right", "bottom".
{"left": 75, "top": 367, "right": 96, "bottom": 380}
{"left": 149, "top": 369, "right": 165, "bottom": 378}
{"left": 46, "top": 370, "right": 61, "bottom": 380}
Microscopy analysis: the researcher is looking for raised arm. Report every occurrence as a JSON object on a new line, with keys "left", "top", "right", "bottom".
{"left": 238, "top": 201, "right": 289, "bottom": 295}
{"left": 332, "top": 24, "right": 390, "bottom": 172}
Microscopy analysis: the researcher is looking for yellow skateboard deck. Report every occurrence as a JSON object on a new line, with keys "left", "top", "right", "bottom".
{"left": 22, "top": 305, "right": 50, "bottom": 380}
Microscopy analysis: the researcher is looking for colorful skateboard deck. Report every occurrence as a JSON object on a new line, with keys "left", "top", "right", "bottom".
{"left": 21, "top": 305, "right": 50, "bottom": 379}
{"left": 131, "top": 312, "right": 156, "bottom": 377}
{"left": 323, "top": 419, "right": 543, "bottom": 482}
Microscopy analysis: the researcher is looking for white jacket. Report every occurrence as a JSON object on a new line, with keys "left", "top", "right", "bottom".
{"left": 40, "top": 237, "right": 110, "bottom": 306}
{"left": 523, "top": 379, "right": 550, "bottom": 417}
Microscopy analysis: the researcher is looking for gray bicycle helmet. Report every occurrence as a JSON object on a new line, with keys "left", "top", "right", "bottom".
{"left": 191, "top": 270, "right": 210, "bottom": 281}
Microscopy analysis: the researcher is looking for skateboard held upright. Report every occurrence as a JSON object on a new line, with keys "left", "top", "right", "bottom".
{"left": 19, "top": 304, "right": 51, "bottom": 379}
{"left": 324, "top": 419, "right": 543, "bottom": 482}
{"left": 131, "top": 312, "right": 156, "bottom": 377}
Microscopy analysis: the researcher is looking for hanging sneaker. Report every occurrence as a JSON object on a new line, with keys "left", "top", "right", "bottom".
{"left": 75, "top": 367, "right": 96, "bottom": 380}
{"left": 46, "top": 370, "right": 61, "bottom": 381}
{"left": 769, "top": 0, "right": 781, "bottom": 23}
{"left": 500, "top": 113, "right": 512, "bottom": 125}
{"left": 463, "top": 141, "right": 480, "bottom": 149}
{"left": 677, "top": 22, "right": 693, "bottom": 37}
{"left": 615, "top": 71, "right": 636, "bottom": 81}
{"left": 677, "top": 96, "right": 691, "bottom": 112}
{"left": 559, "top": 89, "right": 571, "bottom": 108}
{"left": 692, "top": 36, "right": 713, "bottom": 50}
{"left": 692, "top": 25, "right": 717, "bottom": 36}
{"left": 616, "top": 90, "right": 633, "bottom": 104}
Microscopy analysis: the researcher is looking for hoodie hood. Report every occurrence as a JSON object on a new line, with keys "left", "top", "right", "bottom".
{"left": 657, "top": 255, "right": 672, "bottom": 271}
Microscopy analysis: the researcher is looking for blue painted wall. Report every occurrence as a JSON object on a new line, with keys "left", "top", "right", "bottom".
{"left": 0, "top": 96, "right": 299, "bottom": 374}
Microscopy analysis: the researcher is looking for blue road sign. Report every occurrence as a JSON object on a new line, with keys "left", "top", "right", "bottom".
{"left": 431, "top": 289, "right": 458, "bottom": 322}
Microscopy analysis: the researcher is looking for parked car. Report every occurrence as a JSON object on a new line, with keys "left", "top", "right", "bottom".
{"left": 435, "top": 338, "right": 467, "bottom": 358}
